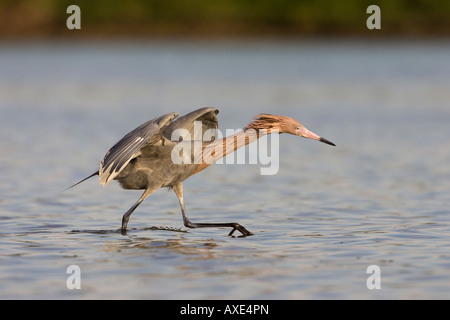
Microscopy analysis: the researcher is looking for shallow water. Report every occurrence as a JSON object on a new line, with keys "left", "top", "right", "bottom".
{"left": 1, "top": 39, "right": 450, "bottom": 299}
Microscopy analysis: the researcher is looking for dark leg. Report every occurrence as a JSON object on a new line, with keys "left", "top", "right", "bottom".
{"left": 173, "top": 183, "right": 253, "bottom": 237}
{"left": 121, "top": 188, "right": 152, "bottom": 235}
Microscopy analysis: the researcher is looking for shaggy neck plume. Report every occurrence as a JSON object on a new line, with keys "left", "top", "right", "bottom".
{"left": 192, "top": 115, "right": 281, "bottom": 174}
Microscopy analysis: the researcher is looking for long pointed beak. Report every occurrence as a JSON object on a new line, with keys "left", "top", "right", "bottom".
{"left": 302, "top": 128, "right": 336, "bottom": 146}
{"left": 319, "top": 137, "right": 336, "bottom": 146}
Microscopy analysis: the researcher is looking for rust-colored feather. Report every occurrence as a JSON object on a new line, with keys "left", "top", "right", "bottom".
{"left": 244, "top": 114, "right": 289, "bottom": 133}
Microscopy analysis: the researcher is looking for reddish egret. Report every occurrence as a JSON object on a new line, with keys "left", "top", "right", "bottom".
{"left": 69, "top": 107, "right": 335, "bottom": 236}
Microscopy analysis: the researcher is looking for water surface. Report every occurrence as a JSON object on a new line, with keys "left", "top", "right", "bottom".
{"left": 1, "top": 39, "right": 449, "bottom": 299}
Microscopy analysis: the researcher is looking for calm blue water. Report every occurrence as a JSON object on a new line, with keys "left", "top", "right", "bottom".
{"left": 0, "top": 39, "right": 449, "bottom": 299}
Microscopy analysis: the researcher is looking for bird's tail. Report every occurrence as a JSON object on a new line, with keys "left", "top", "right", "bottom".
{"left": 62, "top": 171, "right": 99, "bottom": 192}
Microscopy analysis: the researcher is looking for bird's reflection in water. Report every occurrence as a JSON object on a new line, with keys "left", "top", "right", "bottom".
{"left": 76, "top": 227, "right": 224, "bottom": 260}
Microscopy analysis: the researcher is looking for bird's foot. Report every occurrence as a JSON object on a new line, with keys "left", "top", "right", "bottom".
{"left": 228, "top": 223, "right": 253, "bottom": 237}
{"left": 183, "top": 219, "right": 253, "bottom": 237}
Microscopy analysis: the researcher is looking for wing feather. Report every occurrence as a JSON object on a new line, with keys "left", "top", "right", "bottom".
{"left": 162, "top": 107, "right": 219, "bottom": 141}
{"left": 99, "top": 112, "right": 179, "bottom": 186}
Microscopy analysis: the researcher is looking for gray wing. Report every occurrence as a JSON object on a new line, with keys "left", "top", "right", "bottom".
{"left": 163, "top": 107, "right": 219, "bottom": 141}
{"left": 99, "top": 112, "right": 179, "bottom": 186}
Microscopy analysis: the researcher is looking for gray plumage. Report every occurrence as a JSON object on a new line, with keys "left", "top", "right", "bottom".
{"left": 69, "top": 107, "right": 251, "bottom": 237}
{"left": 99, "top": 111, "right": 180, "bottom": 186}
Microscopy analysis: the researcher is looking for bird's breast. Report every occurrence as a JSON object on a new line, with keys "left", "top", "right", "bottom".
{"left": 115, "top": 143, "right": 198, "bottom": 190}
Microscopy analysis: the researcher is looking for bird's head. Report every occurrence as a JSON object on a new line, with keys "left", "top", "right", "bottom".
{"left": 245, "top": 114, "right": 335, "bottom": 146}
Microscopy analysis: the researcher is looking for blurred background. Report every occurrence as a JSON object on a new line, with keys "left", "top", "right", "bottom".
{"left": 1, "top": 0, "right": 450, "bottom": 299}
{"left": 1, "top": 0, "right": 449, "bottom": 38}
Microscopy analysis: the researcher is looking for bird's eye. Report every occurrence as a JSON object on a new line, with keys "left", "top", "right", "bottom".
{"left": 295, "top": 126, "right": 300, "bottom": 130}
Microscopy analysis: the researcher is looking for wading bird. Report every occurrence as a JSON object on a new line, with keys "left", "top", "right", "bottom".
{"left": 69, "top": 107, "right": 335, "bottom": 237}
